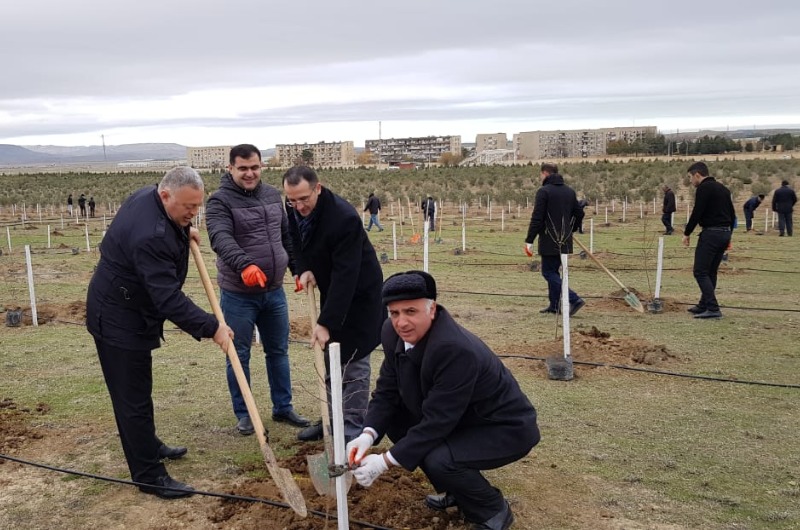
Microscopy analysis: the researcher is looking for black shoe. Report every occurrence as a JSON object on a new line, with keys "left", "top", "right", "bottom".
{"left": 686, "top": 305, "right": 705, "bottom": 314}
{"left": 272, "top": 409, "right": 311, "bottom": 428}
{"left": 694, "top": 310, "right": 722, "bottom": 319}
{"left": 426, "top": 492, "right": 458, "bottom": 511}
{"left": 297, "top": 421, "right": 324, "bottom": 441}
{"left": 236, "top": 417, "right": 255, "bottom": 436}
{"left": 157, "top": 444, "right": 187, "bottom": 461}
{"left": 139, "top": 475, "right": 195, "bottom": 499}
{"left": 539, "top": 307, "right": 557, "bottom": 314}
{"left": 471, "top": 501, "right": 514, "bottom": 530}
{"left": 569, "top": 298, "right": 586, "bottom": 316}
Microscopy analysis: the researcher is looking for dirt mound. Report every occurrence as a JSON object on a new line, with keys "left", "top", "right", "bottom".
{"left": 290, "top": 317, "right": 312, "bottom": 340}
{"left": 501, "top": 325, "right": 678, "bottom": 368}
{"left": 206, "top": 441, "right": 466, "bottom": 529}
{"left": 0, "top": 398, "right": 47, "bottom": 458}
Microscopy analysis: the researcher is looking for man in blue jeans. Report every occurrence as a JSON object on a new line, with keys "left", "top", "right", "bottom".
{"left": 524, "top": 163, "right": 585, "bottom": 316}
{"left": 206, "top": 144, "right": 309, "bottom": 435}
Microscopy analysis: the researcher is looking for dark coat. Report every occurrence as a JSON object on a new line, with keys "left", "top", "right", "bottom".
{"left": 364, "top": 306, "right": 540, "bottom": 471}
{"left": 743, "top": 196, "right": 762, "bottom": 212}
{"left": 205, "top": 173, "right": 294, "bottom": 294}
{"left": 86, "top": 186, "right": 218, "bottom": 350}
{"left": 772, "top": 185, "right": 797, "bottom": 214}
{"left": 525, "top": 174, "right": 583, "bottom": 256}
{"left": 364, "top": 195, "right": 381, "bottom": 215}
{"left": 286, "top": 186, "right": 383, "bottom": 362}
{"left": 78, "top": 195, "right": 86, "bottom": 207}
{"left": 663, "top": 189, "right": 676, "bottom": 214}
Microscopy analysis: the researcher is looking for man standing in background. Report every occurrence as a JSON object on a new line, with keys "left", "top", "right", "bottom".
{"left": 683, "top": 162, "right": 736, "bottom": 319}
{"left": 662, "top": 185, "right": 676, "bottom": 235}
{"left": 205, "top": 144, "right": 309, "bottom": 436}
{"left": 772, "top": 180, "right": 797, "bottom": 236}
{"left": 364, "top": 192, "right": 384, "bottom": 232}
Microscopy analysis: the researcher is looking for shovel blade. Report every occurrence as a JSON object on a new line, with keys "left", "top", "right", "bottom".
{"left": 307, "top": 452, "right": 352, "bottom": 497}
{"left": 624, "top": 291, "right": 645, "bottom": 313}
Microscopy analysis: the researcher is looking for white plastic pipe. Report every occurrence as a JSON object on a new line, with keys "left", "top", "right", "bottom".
{"left": 47, "top": 225, "right": 51, "bottom": 249}
{"left": 561, "top": 253, "right": 571, "bottom": 360}
{"left": 328, "top": 343, "right": 350, "bottom": 529}
{"left": 589, "top": 219, "right": 594, "bottom": 254}
{"left": 462, "top": 221, "right": 466, "bottom": 252}
{"left": 6, "top": 226, "right": 11, "bottom": 253}
{"left": 423, "top": 220, "right": 429, "bottom": 272}
{"left": 501, "top": 210, "right": 505, "bottom": 231}
{"left": 392, "top": 222, "right": 397, "bottom": 260}
{"left": 25, "top": 245, "right": 38, "bottom": 328}
{"left": 654, "top": 237, "right": 665, "bottom": 299}
{"left": 85, "top": 224, "right": 90, "bottom": 252}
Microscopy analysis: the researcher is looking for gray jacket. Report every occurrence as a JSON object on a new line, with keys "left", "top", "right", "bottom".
{"left": 205, "top": 173, "right": 294, "bottom": 294}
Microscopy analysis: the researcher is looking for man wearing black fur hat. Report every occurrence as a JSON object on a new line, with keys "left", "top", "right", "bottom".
{"left": 346, "top": 271, "right": 540, "bottom": 530}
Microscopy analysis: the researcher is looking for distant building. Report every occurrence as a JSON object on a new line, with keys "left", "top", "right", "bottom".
{"left": 187, "top": 146, "right": 231, "bottom": 170}
{"left": 117, "top": 160, "right": 187, "bottom": 169}
{"left": 365, "top": 135, "right": 461, "bottom": 164}
{"left": 475, "top": 133, "right": 508, "bottom": 154}
{"left": 275, "top": 141, "right": 355, "bottom": 167}
{"left": 513, "top": 126, "right": 658, "bottom": 159}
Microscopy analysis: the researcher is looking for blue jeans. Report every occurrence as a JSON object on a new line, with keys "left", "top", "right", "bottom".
{"left": 367, "top": 213, "right": 383, "bottom": 231}
{"left": 540, "top": 254, "right": 580, "bottom": 310}
{"left": 220, "top": 288, "right": 293, "bottom": 419}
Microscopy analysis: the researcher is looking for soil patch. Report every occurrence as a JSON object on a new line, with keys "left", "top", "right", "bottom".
{"left": 0, "top": 398, "right": 46, "bottom": 457}
{"left": 290, "top": 317, "right": 312, "bottom": 340}
{"left": 2, "top": 301, "right": 86, "bottom": 325}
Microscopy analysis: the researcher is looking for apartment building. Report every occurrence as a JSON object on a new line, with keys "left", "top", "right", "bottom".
{"left": 187, "top": 146, "right": 231, "bottom": 169}
{"left": 275, "top": 141, "right": 355, "bottom": 167}
{"left": 475, "top": 133, "right": 508, "bottom": 153}
{"left": 513, "top": 126, "right": 658, "bottom": 159}
{"left": 364, "top": 135, "right": 461, "bottom": 164}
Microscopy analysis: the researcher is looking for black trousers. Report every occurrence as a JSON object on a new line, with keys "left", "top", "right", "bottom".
{"left": 95, "top": 339, "right": 167, "bottom": 483}
{"left": 693, "top": 230, "right": 731, "bottom": 312}
{"left": 661, "top": 212, "right": 673, "bottom": 232}
{"left": 744, "top": 209, "right": 754, "bottom": 230}
{"left": 777, "top": 212, "right": 793, "bottom": 236}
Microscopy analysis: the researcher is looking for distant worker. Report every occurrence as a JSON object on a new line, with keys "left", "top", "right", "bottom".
{"left": 524, "top": 163, "right": 585, "bottom": 316}
{"left": 772, "top": 180, "right": 797, "bottom": 237}
{"left": 364, "top": 192, "right": 384, "bottom": 232}
{"left": 67, "top": 194, "right": 73, "bottom": 215}
{"left": 683, "top": 162, "right": 736, "bottom": 319}
{"left": 662, "top": 185, "right": 676, "bottom": 235}
{"left": 742, "top": 194, "right": 765, "bottom": 232}
{"left": 78, "top": 193, "right": 87, "bottom": 217}
{"left": 577, "top": 197, "right": 589, "bottom": 234}
{"left": 88, "top": 196, "right": 96, "bottom": 218}
{"left": 421, "top": 196, "right": 436, "bottom": 231}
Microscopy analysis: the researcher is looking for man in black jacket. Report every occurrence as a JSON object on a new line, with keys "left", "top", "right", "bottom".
{"left": 662, "top": 185, "right": 676, "bottom": 235}
{"left": 363, "top": 192, "right": 384, "bottom": 232}
{"left": 86, "top": 167, "right": 234, "bottom": 499}
{"left": 206, "top": 144, "right": 309, "bottom": 437}
{"left": 283, "top": 166, "right": 384, "bottom": 442}
{"left": 683, "top": 162, "right": 736, "bottom": 319}
{"left": 346, "top": 271, "right": 539, "bottom": 530}
{"left": 524, "top": 163, "right": 585, "bottom": 316}
{"left": 771, "top": 180, "right": 797, "bottom": 236}
{"left": 742, "top": 194, "right": 765, "bottom": 231}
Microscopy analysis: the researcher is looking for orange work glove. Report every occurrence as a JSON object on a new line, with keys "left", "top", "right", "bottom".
{"left": 294, "top": 275, "right": 303, "bottom": 293}
{"left": 241, "top": 265, "right": 267, "bottom": 288}
{"left": 524, "top": 243, "right": 533, "bottom": 257}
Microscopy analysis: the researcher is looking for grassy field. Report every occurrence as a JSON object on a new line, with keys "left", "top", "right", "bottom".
{"left": 1, "top": 166, "right": 799, "bottom": 529}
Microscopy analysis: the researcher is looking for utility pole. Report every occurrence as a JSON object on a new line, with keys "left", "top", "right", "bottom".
{"left": 101, "top": 134, "right": 107, "bottom": 162}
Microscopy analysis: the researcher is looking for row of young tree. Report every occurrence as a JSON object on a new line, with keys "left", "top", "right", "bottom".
{"left": 606, "top": 134, "right": 744, "bottom": 156}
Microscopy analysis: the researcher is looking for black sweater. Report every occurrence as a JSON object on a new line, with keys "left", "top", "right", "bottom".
{"left": 684, "top": 177, "right": 736, "bottom": 236}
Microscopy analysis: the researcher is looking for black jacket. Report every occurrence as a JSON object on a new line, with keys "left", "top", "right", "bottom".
{"left": 286, "top": 186, "right": 383, "bottom": 361}
{"left": 684, "top": 177, "right": 736, "bottom": 235}
{"left": 205, "top": 173, "right": 294, "bottom": 294}
{"left": 86, "top": 186, "right": 218, "bottom": 350}
{"left": 663, "top": 189, "right": 676, "bottom": 214}
{"left": 743, "top": 196, "right": 762, "bottom": 212}
{"left": 364, "top": 195, "right": 381, "bottom": 215}
{"left": 525, "top": 174, "right": 583, "bottom": 256}
{"left": 772, "top": 185, "right": 797, "bottom": 214}
{"left": 364, "top": 306, "right": 540, "bottom": 471}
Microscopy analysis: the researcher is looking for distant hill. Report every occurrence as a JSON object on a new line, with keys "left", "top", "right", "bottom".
{"left": 0, "top": 144, "right": 61, "bottom": 165}
{"left": 13, "top": 143, "right": 188, "bottom": 164}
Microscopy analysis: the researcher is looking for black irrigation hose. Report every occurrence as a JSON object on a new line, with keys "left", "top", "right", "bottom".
{"left": 497, "top": 354, "right": 800, "bottom": 389}
{"left": 0, "top": 453, "right": 395, "bottom": 530}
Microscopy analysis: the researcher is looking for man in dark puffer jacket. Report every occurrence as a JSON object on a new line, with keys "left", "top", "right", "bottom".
{"left": 206, "top": 144, "right": 309, "bottom": 436}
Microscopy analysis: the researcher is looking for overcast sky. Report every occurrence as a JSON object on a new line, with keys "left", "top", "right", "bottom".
{"left": 1, "top": 0, "right": 799, "bottom": 148}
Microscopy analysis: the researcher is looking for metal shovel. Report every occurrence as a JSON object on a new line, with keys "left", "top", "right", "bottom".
{"left": 305, "top": 286, "right": 353, "bottom": 496}
{"left": 190, "top": 241, "right": 307, "bottom": 517}
{"left": 572, "top": 236, "right": 645, "bottom": 313}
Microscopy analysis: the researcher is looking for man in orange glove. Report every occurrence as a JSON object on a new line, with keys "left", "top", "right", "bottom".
{"left": 206, "top": 144, "right": 309, "bottom": 436}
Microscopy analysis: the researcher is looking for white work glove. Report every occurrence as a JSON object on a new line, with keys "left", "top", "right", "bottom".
{"left": 352, "top": 453, "right": 388, "bottom": 487}
{"left": 346, "top": 432, "right": 374, "bottom": 465}
{"left": 524, "top": 243, "right": 533, "bottom": 257}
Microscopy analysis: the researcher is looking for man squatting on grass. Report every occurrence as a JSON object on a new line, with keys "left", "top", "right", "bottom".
{"left": 346, "top": 271, "right": 540, "bottom": 530}
{"left": 86, "top": 167, "right": 234, "bottom": 499}
{"left": 683, "top": 162, "right": 736, "bottom": 320}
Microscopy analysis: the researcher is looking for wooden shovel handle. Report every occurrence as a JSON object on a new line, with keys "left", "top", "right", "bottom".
{"left": 306, "top": 286, "right": 334, "bottom": 456}
{"left": 572, "top": 235, "right": 628, "bottom": 292}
